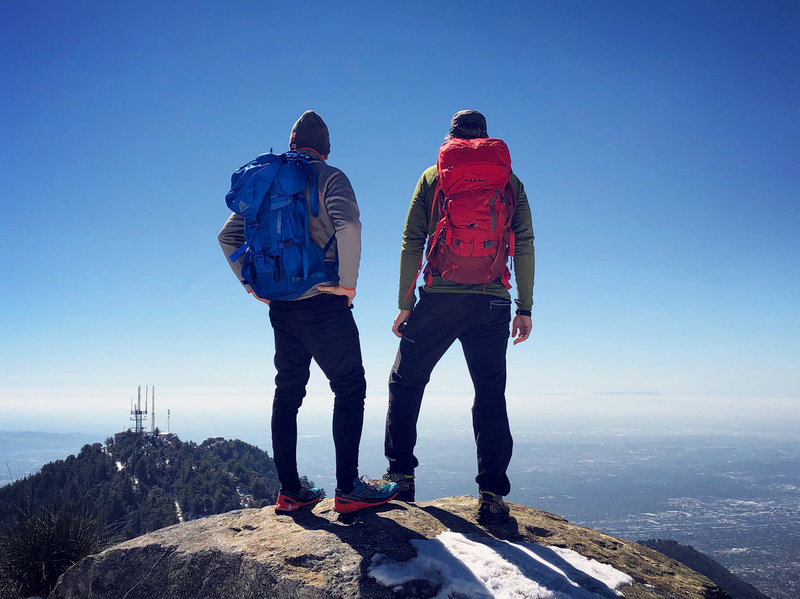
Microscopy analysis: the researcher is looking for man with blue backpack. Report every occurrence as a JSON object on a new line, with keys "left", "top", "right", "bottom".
{"left": 219, "top": 110, "right": 397, "bottom": 514}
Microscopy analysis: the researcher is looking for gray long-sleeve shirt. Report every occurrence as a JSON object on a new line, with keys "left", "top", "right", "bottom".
{"left": 219, "top": 149, "right": 361, "bottom": 298}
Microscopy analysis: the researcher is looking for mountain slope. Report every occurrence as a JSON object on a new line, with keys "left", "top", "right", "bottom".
{"left": 50, "top": 496, "right": 729, "bottom": 599}
{"left": 0, "top": 432, "right": 307, "bottom": 598}
{"left": 640, "top": 539, "right": 769, "bottom": 599}
{"left": 0, "top": 432, "right": 288, "bottom": 540}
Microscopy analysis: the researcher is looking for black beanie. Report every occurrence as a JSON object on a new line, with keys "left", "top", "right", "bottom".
{"left": 448, "top": 110, "right": 488, "bottom": 139}
{"left": 289, "top": 110, "right": 331, "bottom": 156}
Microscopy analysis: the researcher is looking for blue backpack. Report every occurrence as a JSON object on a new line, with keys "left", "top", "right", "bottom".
{"left": 225, "top": 151, "right": 338, "bottom": 300}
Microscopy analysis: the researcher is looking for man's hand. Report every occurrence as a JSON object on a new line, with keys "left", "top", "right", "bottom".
{"left": 392, "top": 309, "right": 412, "bottom": 338}
{"left": 247, "top": 289, "right": 270, "bottom": 305}
{"left": 317, "top": 284, "right": 356, "bottom": 306}
{"left": 511, "top": 314, "right": 532, "bottom": 345}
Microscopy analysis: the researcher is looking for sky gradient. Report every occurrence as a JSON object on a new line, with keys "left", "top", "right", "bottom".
{"left": 1, "top": 1, "right": 798, "bottom": 437}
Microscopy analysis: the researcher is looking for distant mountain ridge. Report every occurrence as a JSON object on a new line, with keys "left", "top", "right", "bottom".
{"left": 640, "top": 539, "right": 771, "bottom": 599}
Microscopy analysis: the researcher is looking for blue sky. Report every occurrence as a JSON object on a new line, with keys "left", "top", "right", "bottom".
{"left": 1, "top": 1, "right": 798, "bottom": 438}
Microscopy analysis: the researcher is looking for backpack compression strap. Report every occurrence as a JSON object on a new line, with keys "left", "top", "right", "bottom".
{"left": 227, "top": 156, "right": 285, "bottom": 263}
{"left": 294, "top": 154, "right": 319, "bottom": 280}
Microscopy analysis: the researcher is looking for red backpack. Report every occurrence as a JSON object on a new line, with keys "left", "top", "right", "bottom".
{"left": 425, "top": 137, "right": 516, "bottom": 287}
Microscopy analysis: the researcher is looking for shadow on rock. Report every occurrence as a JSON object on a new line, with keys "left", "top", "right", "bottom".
{"left": 283, "top": 503, "right": 434, "bottom": 598}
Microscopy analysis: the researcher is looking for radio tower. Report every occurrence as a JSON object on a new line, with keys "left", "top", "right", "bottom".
{"left": 130, "top": 385, "right": 148, "bottom": 434}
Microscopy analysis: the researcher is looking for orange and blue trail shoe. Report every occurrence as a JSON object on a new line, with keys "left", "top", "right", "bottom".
{"left": 334, "top": 476, "right": 398, "bottom": 514}
{"left": 274, "top": 486, "right": 323, "bottom": 513}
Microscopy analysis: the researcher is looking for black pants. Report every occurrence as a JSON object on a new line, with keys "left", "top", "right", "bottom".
{"left": 385, "top": 291, "right": 514, "bottom": 496}
{"left": 269, "top": 293, "right": 366, "bottom": 492}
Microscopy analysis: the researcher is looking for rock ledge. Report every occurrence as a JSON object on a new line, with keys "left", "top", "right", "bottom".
{"left": 50, "top": 496, "right": 727, "bottom": 599}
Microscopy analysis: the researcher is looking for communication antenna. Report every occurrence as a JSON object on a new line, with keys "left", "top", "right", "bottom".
{"left": 151, "top": 386, "right": 156, "bottom": 434}
{"left": 130, "top": 385, "right": 148, "bottom": 434}
{"left": 167, "top": 409, "right": 171, "bottom": 433}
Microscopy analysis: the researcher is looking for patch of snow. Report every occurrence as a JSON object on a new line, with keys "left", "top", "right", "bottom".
{"left": 115, "top": 461, "right": 124, "bottom": 471}
{"left": 235, "top": 486, "right": 255, "bottom": 508}
{"left": 174, "top": 500, "right": 184, "bottom": 523}
{"left": 369, "top": 531, "right": 632, "bottom": 599}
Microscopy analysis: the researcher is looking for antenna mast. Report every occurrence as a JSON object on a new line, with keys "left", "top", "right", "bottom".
{"left": 130, "top": 385, "right": 148, "bottom": 434}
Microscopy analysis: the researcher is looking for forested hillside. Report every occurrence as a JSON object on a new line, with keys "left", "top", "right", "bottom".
{"left": 0, "top": 431, "right": 300, "bottom": 539}
{"left": 0, "top": 431, "right": 311, "bottom": 597}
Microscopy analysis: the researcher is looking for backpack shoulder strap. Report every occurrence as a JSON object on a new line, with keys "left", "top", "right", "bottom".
{"left": 284, "top": 150, "right": 320, "bottom": 217}
{"left": 429, "top": 175, "right": 443, "bottom": 223}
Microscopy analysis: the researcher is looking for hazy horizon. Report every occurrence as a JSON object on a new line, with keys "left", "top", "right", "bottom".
{"left": 3, "top": 389, "right": 798, "bottom": 446}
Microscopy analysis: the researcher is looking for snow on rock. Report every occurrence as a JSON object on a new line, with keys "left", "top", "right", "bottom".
{"left": 174, "top": 500, "right": 184, "bottom": 523}
{"left": 369, "top": 531, "right": 632, "bottom": 599}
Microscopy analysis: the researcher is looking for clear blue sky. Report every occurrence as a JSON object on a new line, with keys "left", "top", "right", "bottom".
{"left": 1, "top": 1, "right": 798, "bottom": 437}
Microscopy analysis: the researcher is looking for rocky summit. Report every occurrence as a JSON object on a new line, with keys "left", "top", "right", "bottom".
{"left": 49, "top": 496, "right": 728, "bottom": 599}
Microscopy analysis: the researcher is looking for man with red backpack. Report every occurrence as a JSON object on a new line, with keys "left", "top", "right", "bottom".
{"left": 383, "top": 110, "right": 534, "bottom": 523}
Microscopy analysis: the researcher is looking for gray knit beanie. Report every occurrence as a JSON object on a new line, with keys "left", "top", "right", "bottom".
{"left": 448, "top": 110, "right": 488, "bottom": 139}
{"left": 289, "top": 110, "right": 331, "bottom": 156}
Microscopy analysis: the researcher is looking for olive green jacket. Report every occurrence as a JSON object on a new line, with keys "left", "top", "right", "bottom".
{"left": 398, "top": 165, "right": 535, "bottom": 311}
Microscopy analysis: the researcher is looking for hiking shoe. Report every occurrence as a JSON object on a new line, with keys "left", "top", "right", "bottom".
{"left": 334, "top": 476, "right": 398, "bottom": 513}
{"left": 477, "top": 491, "right": 510, "bottom": 524}
{"left": 275, "top": 486, "right": 323, "bottom": 513}
{"left": 382, "top": 472, "right": 415, "bottom": 502}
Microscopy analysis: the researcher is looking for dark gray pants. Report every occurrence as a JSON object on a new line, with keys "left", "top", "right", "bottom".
{"left": 385, "top": 290, "right": 514, "bottom": 496}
